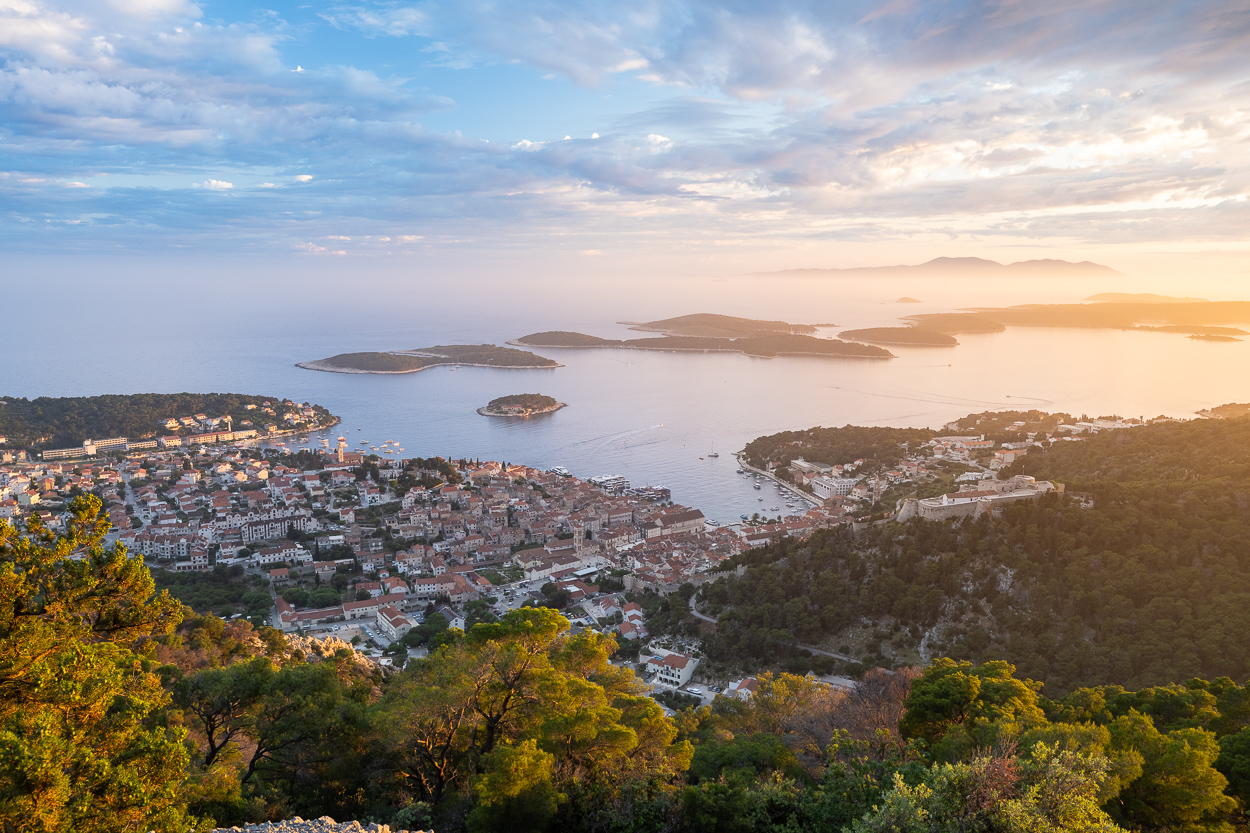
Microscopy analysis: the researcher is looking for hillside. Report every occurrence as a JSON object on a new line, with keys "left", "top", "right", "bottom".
{"left": 705, "top": 415, "right": 1250, "bottom": 694}
{"left": 0, "top": 392, "right": 320, "bottom": 450}
{"left": 8, "top": 494, "right": 1250, "bottom": 833}
{"left": 742, "top": 423, "right": 937, "bottom": 472}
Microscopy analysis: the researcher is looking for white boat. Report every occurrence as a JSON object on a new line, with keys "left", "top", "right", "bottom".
{"left": 753, "top": 484, "right": 761, "bottom": 490}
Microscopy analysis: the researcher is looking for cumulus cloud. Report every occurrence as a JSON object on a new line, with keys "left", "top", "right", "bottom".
{"left": 198, "top": 179, "right": 233, "bottom": 190}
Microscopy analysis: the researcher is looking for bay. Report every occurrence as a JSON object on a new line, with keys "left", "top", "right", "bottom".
{"left": 7, "top": 266, "right": 1250, "bottom": 524}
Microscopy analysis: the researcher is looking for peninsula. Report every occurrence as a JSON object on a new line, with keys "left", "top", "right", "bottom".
{"left": 297, "top": 344, "right": 560, "bottom": 374}
{"left": 0, "top": 392, "right": 334, "bottom": 454}
{"left": 477, "top": 393, "right": 566, "bottom": 417}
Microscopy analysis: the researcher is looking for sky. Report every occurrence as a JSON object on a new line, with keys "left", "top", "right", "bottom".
{"left": 2, "top": 0, "right": 1250, "bottom": 279}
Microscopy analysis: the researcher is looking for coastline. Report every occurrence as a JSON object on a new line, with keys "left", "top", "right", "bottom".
{"left": 735, "top": 453, "right": 823, "bottom": 510}
{"left": 296, "top": 359, "right": 563, "bottom": 375}
{"left": 476, "top": 402, "right": 567, "bottom": 418}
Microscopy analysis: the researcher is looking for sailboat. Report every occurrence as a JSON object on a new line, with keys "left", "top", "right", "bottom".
{"left": 707, "top": 441, "right": 719, "bottom": 458}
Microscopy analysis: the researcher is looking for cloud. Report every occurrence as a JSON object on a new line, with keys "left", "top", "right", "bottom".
{"left": 320, "top": 5, "right": 428, "bottom": 38}
{"left": 1, "top": 0, "right": 1249, "bottom": 259}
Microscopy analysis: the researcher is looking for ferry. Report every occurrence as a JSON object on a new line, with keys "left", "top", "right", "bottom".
{"left": 550, "top": 466, "right": 571, "bottom": 477}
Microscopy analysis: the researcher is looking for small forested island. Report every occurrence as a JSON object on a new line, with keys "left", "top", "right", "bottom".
{"left": 297, "top": 344, "right": 560, "bottom": 374}
{"left": 512, "top": 328, "right": 894, "bottom": 359}
{"left": 477, "top": 393, "right": 566, "bottom": 417}
{"left": 620, "top": 312, "right": 817, "bottom": 338}
{"left": 0, "top": 392, "right": 333, "bottom": 451}
{"left": 838, "top": 326, "right": 958, "bottom": 346}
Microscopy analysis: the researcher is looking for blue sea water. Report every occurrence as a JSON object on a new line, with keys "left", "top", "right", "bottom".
{"left": 7, "top": 266, "right": 1250, "bottom": 523}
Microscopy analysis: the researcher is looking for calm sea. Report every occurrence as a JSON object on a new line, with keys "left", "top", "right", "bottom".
{"left": 8, "top": 268, "right": 1250, "bottom": 523}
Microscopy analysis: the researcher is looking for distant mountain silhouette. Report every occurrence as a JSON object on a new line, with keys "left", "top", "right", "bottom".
{"left": 755, "top": 257, "right": 1122, "bottom": 278}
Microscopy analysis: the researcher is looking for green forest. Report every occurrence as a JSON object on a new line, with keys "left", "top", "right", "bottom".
{"left": 308, "top": 345, "right": 560, "bottom": 373}
{"left": 3, "top": 498, "right": 1249, "bottom": 832}
{"left": 485, "top": 393, "right": 560, "bottom": 410}
{"left": 742, "top": 424, "right": 937, "bottom": 471}
{"left": 706, "top": 415, "right": 1250, "bottom": 694}
{"left": 0, "top": 392, "right": 318, "bottom": 449}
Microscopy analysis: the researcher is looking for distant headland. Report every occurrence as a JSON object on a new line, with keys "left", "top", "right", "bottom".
{"left": 754, "top": 256, "right": 1122, "bottom": 279}
{"left": 884, "top": 301, "right": 1250, "bottom": 344}
{"left": 512, "top": 314, "right": 893, "bottom": 359}
{"left": 477, "top": 393, "right": 567, "bottom": 417}
{"left": 297, "top": 344, "right": 561, "bottom": 374}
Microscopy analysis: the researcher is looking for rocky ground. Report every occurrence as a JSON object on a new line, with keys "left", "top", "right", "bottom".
{"left": 212, "top": 817, "right": 424, "bottom": 833}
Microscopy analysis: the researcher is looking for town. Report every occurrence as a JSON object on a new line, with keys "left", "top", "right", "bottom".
{"left": 0, "top": 409, "right": 1156, "bottom": 710}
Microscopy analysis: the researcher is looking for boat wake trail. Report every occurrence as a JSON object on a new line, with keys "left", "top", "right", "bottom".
{"left": 562, "top": 423, "right": 666, "bottom": 453}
